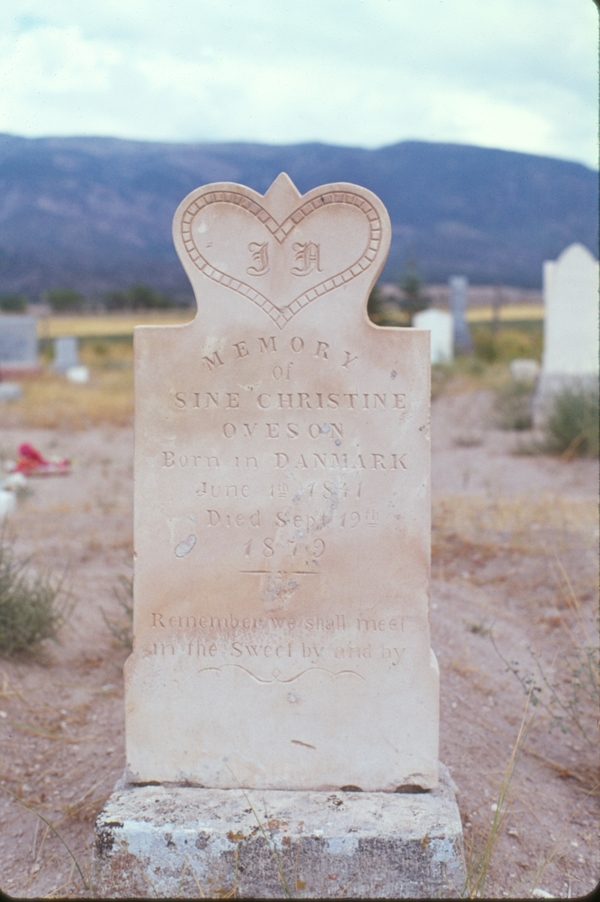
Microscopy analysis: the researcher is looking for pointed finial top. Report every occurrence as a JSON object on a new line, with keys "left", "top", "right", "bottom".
{"left": 262, "top": 173, "right": 302, "bottom": 221}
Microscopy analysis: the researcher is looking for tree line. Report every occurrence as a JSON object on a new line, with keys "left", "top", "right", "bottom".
{"left": 0, "top": 284, "right": 182, "bottom": 313}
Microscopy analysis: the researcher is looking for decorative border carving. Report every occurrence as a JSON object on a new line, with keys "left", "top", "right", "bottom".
{"left": 197, "top": 663, "right": 365, "bottom": 684}
{"left": 180, "top": 190, "right": 382, "bottom": 329}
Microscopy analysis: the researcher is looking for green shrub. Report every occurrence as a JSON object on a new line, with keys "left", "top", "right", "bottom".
{"left": 47, "top": 288, "right": 85, "bottom": 312}
{"left": 494, "top": 381, "right": 533, "bottom": 430}
{"left": 0, "top": 293, "right": 28, "bottom": 312}
{"left": 398, "top": 260, "right": 429, "bottom": 318}
{"left": 104, "top": 284, "right": 176, "bottom": 311}
{"left": 545, "top": 387, "right": 599, "bottom": 457}
{"left": 472, "top": 325, "right": 542, "bottom": 363}
{"left": 0, "top": 535, "right": 69, "bottom": 655}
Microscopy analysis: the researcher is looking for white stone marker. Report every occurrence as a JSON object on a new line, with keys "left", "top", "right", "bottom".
{"left": 125, "top": 173, "right": 439, "bottom": 792}
{"left": 535, "top": 243, "right": 599, "bottom": 423}
{"left": 0, "top": 314, "right": 38, "bottom": 374}
{"left": 542, "top": 243, "right": 599, "bottom": 375}
{"left": 448, "top": 275, "right": 472, "bottom": 352}
{"left": 413, "top": 308, "right": 453, "bottom": 364}
{"left": 53, "top": 335, "right": 80, "bottom": 372}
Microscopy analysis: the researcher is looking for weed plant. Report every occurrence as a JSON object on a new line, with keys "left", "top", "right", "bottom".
{"left": 471, "top": 323, "right": 542, "bottom": 363}
{"left": 493, "top": 381, "right": 533, "bottom": 430}
{"left": 0, "top": 534, "right": 69, "bottom": 655}
{"left": 493, "top": 558, "right": 599, "bottom": 756}
{"left": 544, "top": 387, "right": 599, "bottom": 458}
{"left": 101, "top": 572, "right": 133, "bottom": 649}
{"left": 463, "top": 694, "right": 535, "bottom": 898}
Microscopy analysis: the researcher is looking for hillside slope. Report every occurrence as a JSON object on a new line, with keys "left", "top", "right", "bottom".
{"left": 0, "top": 135, "right": 596, "bottom": 298}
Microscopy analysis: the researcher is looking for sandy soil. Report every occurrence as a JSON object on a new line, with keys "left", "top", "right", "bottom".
{"left": 0, "top": 391, "right": 598, "bottom": 898}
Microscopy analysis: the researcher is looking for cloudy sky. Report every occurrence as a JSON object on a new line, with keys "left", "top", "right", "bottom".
{"left": 0, "top": 0, "right": 597, "bottom": 167}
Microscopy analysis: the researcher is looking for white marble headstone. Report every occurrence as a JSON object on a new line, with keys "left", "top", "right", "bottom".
{"left": 0, "top": 315, "right": 38, "bottom": 371}
{"left": 53, "top": 335, "right": 80, "bottom": 372}
{"left": 413, "top": 309, "right": 453, "bottom": 364}
{"left": 542, "top": 244, "right": 599, "bottom": 377}
{"left": 448, "top": 276, "right": 472, "bottom": 353}
{"left": 125, "top": 174, "right": 439, "bottom": 792}
{"left": 534, "top": 244, "right": 599, "bottom": 423}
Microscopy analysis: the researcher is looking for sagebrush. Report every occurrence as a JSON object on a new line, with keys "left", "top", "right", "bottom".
{"left": 544, "top": 386, "right": 599, "bottom": 457}
{"left": 0, "top": 534, "right": 69, "bottom": 655}
{"left": 101, "top": 572, "right": 133, "bottom": 649}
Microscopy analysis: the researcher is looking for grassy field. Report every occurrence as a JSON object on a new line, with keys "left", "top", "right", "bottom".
{"left": 37, "top": 310, "right": 196, "bottom": 340}
{"left": 2, "top": 341, "right": 134, "bottom": 429}
{"left": 36, "top": 304, "right": 543, "bottom": 340}
{"left": 2, "top": 319, "right": 547, "bottom": 430}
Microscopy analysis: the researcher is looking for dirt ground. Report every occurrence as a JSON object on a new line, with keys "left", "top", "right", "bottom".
{"left": 0, "top": 388, "right": 598, "bottom": 899}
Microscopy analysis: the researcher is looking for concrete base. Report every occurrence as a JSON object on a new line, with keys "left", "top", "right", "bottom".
{"left": 93, "top": 764, "right": 465, "bottom": 898}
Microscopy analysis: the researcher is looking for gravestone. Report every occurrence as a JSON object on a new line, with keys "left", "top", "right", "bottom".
{"left": 53, "top": 335, "right": 80, "bottom": 372}
{"left": 94, "top": 174, "right": 464, "bottom": 898}
{"left": 0, "top": 314, "right": 39, "bottom": 375}
{"left": 448, "top": 275, "right": 472, "bottom": 352}
{"left": 534, "top": 244, "right": 599, "bottom": 424}
{"left": 509, "top": 358, "right": 540, "bottom": 384}
{"left": 413, "top": 308, "right": 454, "bottom": 364}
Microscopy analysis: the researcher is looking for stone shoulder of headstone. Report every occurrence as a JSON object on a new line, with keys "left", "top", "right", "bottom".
{"left": 126, "top": 173, "right": 439, "bottom": 793}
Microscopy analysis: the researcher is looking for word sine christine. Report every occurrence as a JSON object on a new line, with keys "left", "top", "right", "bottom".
{"left": 173, "top": 390, "right": 407, "bottom": 411}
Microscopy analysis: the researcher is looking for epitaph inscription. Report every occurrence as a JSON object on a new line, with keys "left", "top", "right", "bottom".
{"left": 126, "top": 174, "right": 438, "bottom": 792}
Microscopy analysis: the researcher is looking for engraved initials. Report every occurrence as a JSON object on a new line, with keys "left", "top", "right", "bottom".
{"left": 247, "top": 242, "right": 269, "bottom": 275}
{"left": 291, "top": 242, "right": 321, "bottom": 276}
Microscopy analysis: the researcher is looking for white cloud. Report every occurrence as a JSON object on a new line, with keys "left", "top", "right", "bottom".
{"left": 0, "top": 0, "right": 596, "bottom": 166}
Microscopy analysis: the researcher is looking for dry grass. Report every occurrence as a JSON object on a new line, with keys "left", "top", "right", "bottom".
{"left": 466, "top": 304, "right": 543, "bottom": 323}
{"left": 464, "top": 693, "right": 536, "bottom": 898}
{"left": 432, "top": 360, "right": 518, "bottom": 399}
{"left": 1, "top": 342, "right": 134, "bottom": 429}
{"left": 37, "top": 310, "right": 195, "bottom": 340}
{"left": 35, "top": 306, "right": 540, "bottom": 342}
{"left": 433, "top": 493, "right": 598, "bottom": 556}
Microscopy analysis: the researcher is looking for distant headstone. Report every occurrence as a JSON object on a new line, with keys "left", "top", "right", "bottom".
{"left": 413, "top": 308, "right": 453, "bottom": 363}
{"left": 0, "top": 383, "right": 23, "bottom": 402}
{"left": 534, "top": 244, "right": 599, "bottom": 424}
{"left": 96, "top": 174, "right": 464, "bottom": 898}
{"left": 0, "top": 315, "right": 38, "bottom": 374}
{"left": 509, "top": 358, "right": 540, "bottom": 384}
{"left": 448, "top": 275, "right": 472, "bottom": 352}
{"left": 53, "top": 335, "right": 80, "bottom": 372}
{"left": 66, "top": 365, "right": 90, "bottom": 384}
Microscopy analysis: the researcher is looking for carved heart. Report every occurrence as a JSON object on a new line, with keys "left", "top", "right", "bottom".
{"left": 179, "top": 189, "right": 382, "bottom": 329}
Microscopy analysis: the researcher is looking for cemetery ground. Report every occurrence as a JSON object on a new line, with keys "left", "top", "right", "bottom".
{"left": 0, "top": 333, "right": 598, "bottom": 899}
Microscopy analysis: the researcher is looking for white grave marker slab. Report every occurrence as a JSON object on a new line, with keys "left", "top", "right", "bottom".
{"left": 448, "top": 275, "right": 472, "bottom": 352}
{"left": 542, "top": 243, "right": 599, "bottom": 376}
{"left": 125, "top": 174, "right": 439, "bottom": 792}
{"left": 535, "top": 244, "right": 599, "bottom": 423}
{"left": 413, "top": 308, "right": 453, "bottom": 364}
{"left": 53, "top": 335, "right": 80, "bottom": 372}
{"left": 0, "top": 315, "right": 38, "bottom": 372}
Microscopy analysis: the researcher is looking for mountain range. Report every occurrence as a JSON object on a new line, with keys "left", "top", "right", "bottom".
{"left": 0, "top": 134, "right": 596, "bottom": 300}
